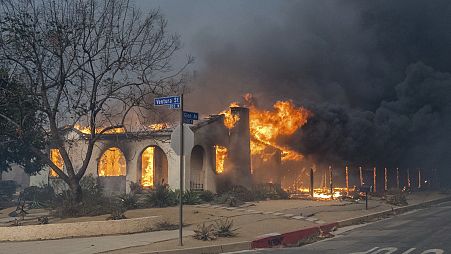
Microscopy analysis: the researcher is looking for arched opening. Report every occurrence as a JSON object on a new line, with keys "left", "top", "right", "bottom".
{"left": 190, "top": 145, "right": 205, "bottom": 190}
{"left": 140, "top": 146, "right": 168, "bottom": 188}
{"left": 98, "top": 147, "right": 126, "bottom": 176}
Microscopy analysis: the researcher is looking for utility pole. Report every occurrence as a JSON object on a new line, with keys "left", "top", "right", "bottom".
{"left": 179, "top": 93, "right": 184, "bottom": 246}
{"left": 310, "top": 168, "right": 314, "bottom": 198}
{"left": 329, "top": 165, "right": 333, "bottom": 199}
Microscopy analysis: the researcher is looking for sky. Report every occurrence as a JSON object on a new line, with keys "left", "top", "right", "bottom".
{"left": 136, "top": 0, "right": 451, "bottom": 178}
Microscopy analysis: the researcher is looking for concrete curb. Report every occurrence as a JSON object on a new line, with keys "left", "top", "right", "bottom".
{"left": 137, "top": 241, "right": 252, "bottom": 254}
{"left": 0, "top": 216, "right": 161, "bottom": 241}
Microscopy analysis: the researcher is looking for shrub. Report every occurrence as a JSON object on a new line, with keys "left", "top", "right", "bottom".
{"left": 22, "top": 185, "right": 55, "bottom": 204}
{"left": 198, "top": 190, "right": 215, "bottom": 202}
{"left": 108, "top": 201, "right": 127, "bottom": 220}
{"left": 119, "top": 193, "right": 138, "bottom": 210}
{"left": 145, "top": 184, "right": 177, "bottom": 208}
{"left": 193, "top": 223, "right": 216, "bottom": 241}
{"left": 129, "top": 181, "right": 143, "bottom": 194}
{"left": 386, "top": 194, "right": 408, "bottom": 206}
{"left": 228, "top": 185, "right": 255, "bottom": 202}
{"left": 214, "top": 218, "right": 237, "bottom": 237}
{"left": 182, "top": 190, "right": 201, "bottom": 205}
{"left": 37, "top": 216, "right": 49, "bottom": 224}
{"left": 53, "top": 175, "right": 110, "bottom": 218}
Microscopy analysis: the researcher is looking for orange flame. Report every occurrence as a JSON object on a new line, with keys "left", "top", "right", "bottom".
{"left": 220, "top": 103, "right": 240, "bottom": 129}
{"left": 49, "top": 149, "right": 64, "bottom": 177}
{"left": 215, "top": 145, "right": 228, "bottom": 174}
{"left": 141, "top": 147, "right": 155, "bottom": 187}
{"left": 246, "top": 96, "right": 310, "bottom": 161}
{"left": 219, "top": 95, "right": 310, "bottom": 162}
{"left": 98, "top": 147, "right": 126, "bottom": 176}
{"left": 149, "top": 123, "right": 170, "bottom": 131}
{"left": 74, "top": 124, "right": 125, "bottom": 134}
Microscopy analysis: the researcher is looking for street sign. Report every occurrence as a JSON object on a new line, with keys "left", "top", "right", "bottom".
{"left": 169, "top": 103, "right": 181, "bottom": 109}
{"left": 154, "top": 96, "right": 181, "bottom": 106}
{"left": 359, "top": 185, "right": 373, "bottom": 193}
{"left": 183, "top": 119, "right": 193, "bottom": 124}
{"left": 183, "top": 111, "right": 199, "bottom": 120}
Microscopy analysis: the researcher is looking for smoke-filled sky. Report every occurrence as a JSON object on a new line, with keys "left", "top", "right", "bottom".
{"left": 138, "top": 0, "right": 451, "bottom": 178}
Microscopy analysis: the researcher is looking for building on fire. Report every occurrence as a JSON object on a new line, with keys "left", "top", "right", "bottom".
{"left": 29, "top": 106, "right": 283, "bottom": 194}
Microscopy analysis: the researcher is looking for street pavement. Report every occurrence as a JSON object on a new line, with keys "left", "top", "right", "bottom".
{"left": 234, "top": 201, "right": 451, "bottom": 254}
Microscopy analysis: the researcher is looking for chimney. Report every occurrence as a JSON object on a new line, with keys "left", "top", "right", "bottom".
{"left": 227, "top": 106, "right": 252, "bottom": 187}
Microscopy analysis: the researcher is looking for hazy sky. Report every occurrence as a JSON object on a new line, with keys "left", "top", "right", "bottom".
{"left": 136, "top": 1, "right": 451, "bottom": 172}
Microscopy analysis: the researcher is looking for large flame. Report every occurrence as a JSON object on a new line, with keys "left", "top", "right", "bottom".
{"left": 215, "top": 145, "right": 228, "bottom": 174}
{"left": 49, "top": 148, "right": 64, "bottom": 177}
{"left": 249, "top": 99, "right": 310, "bottom": 161}
{"left": 220, "top": 94, "right": 310, "bottom": 162}
{"left": 74, "top": 124, "right": 125, "bottom": 134}
{"left": 98, "top": 147, "right": 126, "bottom": 176}
{"left": 220, "top": 102, "right": 240, "bottom": 129}
{"left": 141, "top": 147, "right": 155, "bottom": 187}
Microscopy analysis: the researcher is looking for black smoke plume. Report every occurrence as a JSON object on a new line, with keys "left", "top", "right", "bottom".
{"left": 188, "top": 0, "right": 451, "bottom": 184}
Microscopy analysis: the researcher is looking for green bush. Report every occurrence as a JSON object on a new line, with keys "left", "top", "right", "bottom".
{"left": 129, "top": 181, "right": 143, "bottom": 194}
{"left": 144, "top": 184, "right": 177, "bottom": 208}
{"left": 214, "top": 218, "right": 237, "bottom": 237}
{"left": 193, "top": 223, "right": 216, "bottom": 241}
{"left": 182, "top": 190, "right": 201, "bottom": 205}
{"left": 22, "top": 185, "right": 55, "bottom": 208}
{"left": 198, "top": 190, "right": 215, "bottom": 202}
{"left": 119, "top": 193, "right": 138, "bottom": 209}
{"left": 53, "top": 175, "right": 110, "bottom": 218}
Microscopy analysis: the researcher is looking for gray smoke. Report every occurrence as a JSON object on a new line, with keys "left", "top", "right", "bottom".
{"left": 184, "top": 0, "right": 451, "bottom": 182}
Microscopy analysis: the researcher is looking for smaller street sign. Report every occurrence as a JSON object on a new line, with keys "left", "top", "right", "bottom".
{"left": 169, "top": 103, "right": 181, "bottom": 109}
{"left": 183, "top": 111, "right": 199, "bottom": 120}
{"left": 154, "top": 96, "right": 181, "bottom": 106}
{"left": 183, "top": 119, "right": 193, "bottom": 124}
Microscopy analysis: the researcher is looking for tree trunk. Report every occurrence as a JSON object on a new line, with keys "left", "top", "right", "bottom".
{"left": 69, "top": 179, "right": 83, "bottom": 203}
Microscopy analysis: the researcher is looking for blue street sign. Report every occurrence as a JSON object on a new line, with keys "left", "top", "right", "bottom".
{"left": 183, "top": 111, "right": 199, "bottom": 120}
{"left": 154, "top": 96, "right": 181, "bottom": 106}
{"left": 169, "top": 103, "right": 181, "bottom": 109}
{"left": 183, "top": 119, "right": 193, "bottom": 124}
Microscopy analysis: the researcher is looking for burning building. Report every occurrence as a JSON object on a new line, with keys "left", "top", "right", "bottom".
{"left": 29, "top": 105, "right": 278, "bottom": 194}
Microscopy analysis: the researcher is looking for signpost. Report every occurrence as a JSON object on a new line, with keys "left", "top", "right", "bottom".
{"left": 359, "top": 185, "right": 373, "bottom": 210}
{"left": 154, "top": 94, "right": 198, "bottom": 246}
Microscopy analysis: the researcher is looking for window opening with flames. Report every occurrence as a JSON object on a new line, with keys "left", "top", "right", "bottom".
{"left": 98, "top": 147, "right": 126, "bottom": 176}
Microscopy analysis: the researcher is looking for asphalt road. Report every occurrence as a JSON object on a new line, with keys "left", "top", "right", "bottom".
{"left": 236, "top": 201, "right": 451, "bottom": 254}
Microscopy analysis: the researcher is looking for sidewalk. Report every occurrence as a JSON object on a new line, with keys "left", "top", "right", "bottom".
{"left": 0, "top": 191, "right": 447, "bottom": 254}
{"left": 0, "top": 229, "right": 193, "bottom": 254}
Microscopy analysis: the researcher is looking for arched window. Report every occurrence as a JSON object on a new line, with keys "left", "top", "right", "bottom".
{"left": 98, "top": 147, "right": 126, "bottom": 176}
{"left": 190, "top": 145, "right": 205, "bottom": 190}
{"left": 49, "top": 148, "right": 64, "bottom": 177}
{"left": 141, "top": 146, "right": 168, "bottom": 188}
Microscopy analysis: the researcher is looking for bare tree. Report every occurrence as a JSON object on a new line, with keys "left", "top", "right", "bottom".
{"left": 0, "top": 0, "right": 191, "bottom": 201}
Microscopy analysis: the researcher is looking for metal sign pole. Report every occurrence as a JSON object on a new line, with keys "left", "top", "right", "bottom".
{"left": 179, "top": 93, "right": 184, "bottom": 246}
